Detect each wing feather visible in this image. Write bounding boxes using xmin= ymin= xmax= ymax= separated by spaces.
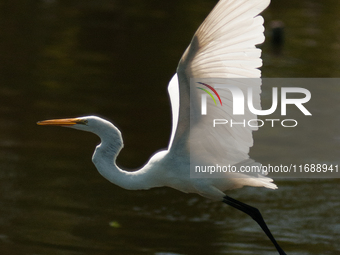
xmin=167 ymin=0 xmax=269 ymax=167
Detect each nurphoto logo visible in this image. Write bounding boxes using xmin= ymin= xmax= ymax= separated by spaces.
xmin=196 ymin=81 xmax=312 ymax=128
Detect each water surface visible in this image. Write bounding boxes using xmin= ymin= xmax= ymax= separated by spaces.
xmin=0 ymin=0 xmax=339 ymax=254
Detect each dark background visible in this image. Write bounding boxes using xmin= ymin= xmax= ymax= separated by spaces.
xmin=0 ymin=0 xmax=339 ymax=254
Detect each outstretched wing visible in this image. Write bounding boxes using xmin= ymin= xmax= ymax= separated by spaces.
xmin=168 ymin=0 xmax=270 ymax=166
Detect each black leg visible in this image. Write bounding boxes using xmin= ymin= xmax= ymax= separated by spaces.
xmin=223 ymin=196 xmax=286 ymax=255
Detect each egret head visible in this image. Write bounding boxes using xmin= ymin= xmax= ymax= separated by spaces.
xmin=37 ymin=116 xmax=121 ymax=137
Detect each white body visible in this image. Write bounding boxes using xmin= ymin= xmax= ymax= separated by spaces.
xmin=39 ymin=0 xmax=275 ymax=201
xmin=91 ymin=0 xmax=274 ymax=201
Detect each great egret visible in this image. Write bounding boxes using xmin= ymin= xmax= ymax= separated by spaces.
xmin=38 ymin=0 xmax=287 ymax=254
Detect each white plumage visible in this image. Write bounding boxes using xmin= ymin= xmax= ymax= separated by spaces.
xmin=38 ymin=1 xmax=287 ymax=254
xmin=38 ymin=0 xmax=273 ymax=202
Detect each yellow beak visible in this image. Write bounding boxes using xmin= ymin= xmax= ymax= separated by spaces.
xmin=37 ymin=118 xmax=82 ymax=126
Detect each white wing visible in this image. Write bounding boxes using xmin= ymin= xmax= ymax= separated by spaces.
xmin=167 ymin=73 xmax=180 ymax=150
xmin=168 ymin=0 xmax=270 ymax=167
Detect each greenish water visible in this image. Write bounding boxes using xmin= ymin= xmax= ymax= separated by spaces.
xmin=0 ymin=0 xmax=339 ymax=254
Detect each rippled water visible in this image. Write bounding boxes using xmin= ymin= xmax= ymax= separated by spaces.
xmin=0 ymin=0 xmax=340 ymax=254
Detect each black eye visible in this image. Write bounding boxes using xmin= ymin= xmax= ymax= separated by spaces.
xmin=77 ymin=119 xmax=88 ymax=125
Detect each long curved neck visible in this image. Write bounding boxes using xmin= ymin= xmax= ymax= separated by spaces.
xmin=91 ymin=123 xmax=161 ymax=190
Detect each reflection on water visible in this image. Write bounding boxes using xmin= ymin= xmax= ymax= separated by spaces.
xmin=0 ymin=0 xmax=339 ymax=254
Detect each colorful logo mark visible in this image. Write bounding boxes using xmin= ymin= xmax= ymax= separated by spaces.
xmin=196 ymin=82 xmax=222 ymax=106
